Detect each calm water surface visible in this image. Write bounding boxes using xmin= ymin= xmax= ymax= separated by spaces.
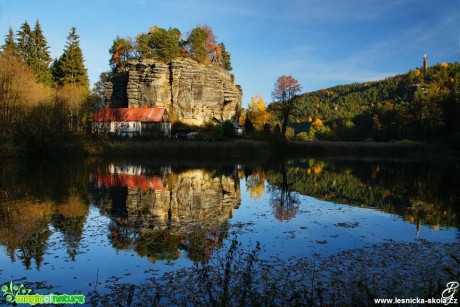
xmin=0 ymin=158 xmax=458 ymax=304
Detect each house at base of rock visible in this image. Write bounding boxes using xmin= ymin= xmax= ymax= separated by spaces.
xmin=90 ymin=107 xmax=171 ymax=137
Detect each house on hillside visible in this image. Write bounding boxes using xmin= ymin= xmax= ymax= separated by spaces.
xmin=90 ymin=107 xmax=171 ymax=137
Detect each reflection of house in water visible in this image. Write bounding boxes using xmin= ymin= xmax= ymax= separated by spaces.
xmin=94 ymin=164 xmax=170 ymax=191
xmin=91 ymin=165 xmax=241 ymax=262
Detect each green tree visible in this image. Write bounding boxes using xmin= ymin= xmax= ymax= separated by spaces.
xmin=149 ymin=26 xmax=181 ymax=62
xmin=219 ymin=42 xmax=232 ymax=71
xmin=187 ymin=27 xmax=208 ymax=63
xmin=50 ymin=57 xmax=63 ymax=84
xmin=16 ymin=21 xmax=34 ymax=65
xmin=135 ymin=32 xmax=153 ymax=59
xmin=55 ymin=27 xmax=89 ymax=88
xmin=14 ymin=20 xmax=52 ymax=85
xmin=31 ymin=20 xmax=52 ymax=85
xmin=271 ymin=75 xmax=302 ymax=138
xmin=1 ymin=27 xmax=16 ymax=56
xmin=109 ymin=36 xmax=135 ymax=69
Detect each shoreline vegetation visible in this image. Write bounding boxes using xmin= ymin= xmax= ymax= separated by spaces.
xmin=2 ymin=138 xmax=458 ymax=161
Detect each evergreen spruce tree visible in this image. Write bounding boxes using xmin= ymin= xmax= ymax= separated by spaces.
xmin=31 ymin=20 xmax=52 ymax=85
xmin=1 ymin=27 xmax=16 ymax=56
xmin=16 ymin=21 xmax=34 ymax=64
xmin=50 ymin=58 xmax=64 ymax=85
xmin=219 ymin=42 xmax=232 ymax=71
xmin=57 ymin=27 xmax=89 ymax=88
xmin=14 ymin=20 xmax=52 ymax=85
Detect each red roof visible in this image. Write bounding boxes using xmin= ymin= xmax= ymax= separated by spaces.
xmin=91 ymin=108 xmax=168 ymax=122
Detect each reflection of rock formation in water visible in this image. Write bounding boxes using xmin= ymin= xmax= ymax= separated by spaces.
xmin=124 ymin=169 xmax=240 ymax=233
xmin=93 ymin=165 xmax=241 ymax=262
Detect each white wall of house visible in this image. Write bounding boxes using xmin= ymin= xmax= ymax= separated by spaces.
xmin=92 ymin=120 xmax=172 ymax=137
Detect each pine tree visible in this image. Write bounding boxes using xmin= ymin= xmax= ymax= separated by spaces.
xmin=219 ymin=42 xmax=232 ymax=71
xmin=16 ymin=21 xmax=34 ymax=65
xmin=50 ymin=57 xmax=64 ymax=84
xmin=1 ymin=27 xmax=16 ymax=56
xmin=187 ymin=27 xmax=208 ymax=63
xmin=57 ymin=27 xmax=89 ymax=88
xmin=13 ymin=20 xmax=52 ymax=85
xmin=31 ymin=20 xmax=52 ymax=85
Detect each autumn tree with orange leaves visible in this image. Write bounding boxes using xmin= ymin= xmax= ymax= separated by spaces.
xmin=271 ymin=75 xmax=302 ymax=138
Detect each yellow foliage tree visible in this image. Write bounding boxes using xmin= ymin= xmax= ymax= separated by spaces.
xmin=246 ymin=167 xmax=266 ymax=201
xmin=311 ymin=118 xmax=323 ymax=129
xmin=0 ymin=54 xmax=52 ymax=138
xmin=56 ymin=84 xmax=89 ymax=131
xmin=247 ymin=95 xmax=271 ymax=131
xmin=238 ymin=108 xmax=247 ymax=126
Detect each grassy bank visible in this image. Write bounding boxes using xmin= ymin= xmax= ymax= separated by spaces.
xmin=88 ymin=139 xmax=272 ymax=159
xmin=279 ymin=140 xmax=460 ymax=160
xmin=2 ymin=137 xmax=458 ymax=160
xmin=85 ymin=139 xmax=459 ymax=161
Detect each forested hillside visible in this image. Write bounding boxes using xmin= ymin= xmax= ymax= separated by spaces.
xmin=271 ymin=62 xmax=460 ymax=145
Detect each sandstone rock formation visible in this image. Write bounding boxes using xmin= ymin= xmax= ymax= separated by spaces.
xmin=106 ymin=59 xmax=243 ymax=126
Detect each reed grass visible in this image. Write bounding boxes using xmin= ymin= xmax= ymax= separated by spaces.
xmin=86 ymin=139 xmax=458 ymax=160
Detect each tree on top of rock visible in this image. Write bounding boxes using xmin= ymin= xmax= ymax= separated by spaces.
xmin=200 ymin=24 xmax=220 ymax=63
xmin=109 ymin=36 xmax=135 ymax=69
xmin=219 ymin=42 xmax=232 ymax=71
xmin=149 ymin=26 xmax=182 ymax=63
xmin=185 ymin=25 xmax=232 ymax=69
xmin=186 ymin=26 xmax=208 ymax=64
xmin=110 ymin=24 xmax=232 ymax=70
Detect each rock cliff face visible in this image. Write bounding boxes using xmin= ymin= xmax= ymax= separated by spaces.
xmin=106 ymin=59 xmax=243 ymax=126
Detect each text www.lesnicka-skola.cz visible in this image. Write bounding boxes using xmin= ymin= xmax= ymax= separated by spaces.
xmin=374 ymin=297 xmax=458 ymax=304
xmin=374 ymin=281 xmax=458 ymax=305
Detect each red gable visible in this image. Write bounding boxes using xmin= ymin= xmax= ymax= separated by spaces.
xmin=91 ymin=108 xmax=168 ymax=122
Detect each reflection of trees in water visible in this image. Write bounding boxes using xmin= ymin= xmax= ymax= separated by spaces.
xmin=264 ymin=159 xmax=459 ymax=228
xmin=244 ymin=166 xmax=266 ymax=201
xmin=50 ymin=194 xmax=89 ymax=261
xmin=0 ymin=192 xmax=88 ymax=268
xmin=17 ymin=219 xmax=51 ymax=270
xmin=267 ymin=164 xmax=299 ymax=221
xmin=0 ymin=159 xmax=91 ymax=268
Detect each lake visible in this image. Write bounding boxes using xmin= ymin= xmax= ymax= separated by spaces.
xmin=0 ymin=158 xmax=459 ymax=305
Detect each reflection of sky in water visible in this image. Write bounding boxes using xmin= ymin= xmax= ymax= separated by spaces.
xmin=0 ymin=166 xmax=458 ymax=296
xmin=235 ymin=179 xmax=457 ymax=261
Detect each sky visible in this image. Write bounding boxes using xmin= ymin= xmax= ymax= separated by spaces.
xmin=1 ymin=0 xmax=459 ymax=107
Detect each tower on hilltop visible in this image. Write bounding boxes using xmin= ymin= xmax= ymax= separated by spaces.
xmin=423 ymin=54 xmax=428 ymax=73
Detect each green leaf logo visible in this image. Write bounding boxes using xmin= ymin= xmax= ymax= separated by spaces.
xmin=1 ymin=281 xmax=33 ymax=304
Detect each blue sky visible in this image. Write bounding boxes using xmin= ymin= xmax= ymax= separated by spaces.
xmin=1 ymin=0 xmax=459 ymax=107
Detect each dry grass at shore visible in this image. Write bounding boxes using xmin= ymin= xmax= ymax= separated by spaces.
xmin=86 ymin=139 xmax=458 ymax=161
